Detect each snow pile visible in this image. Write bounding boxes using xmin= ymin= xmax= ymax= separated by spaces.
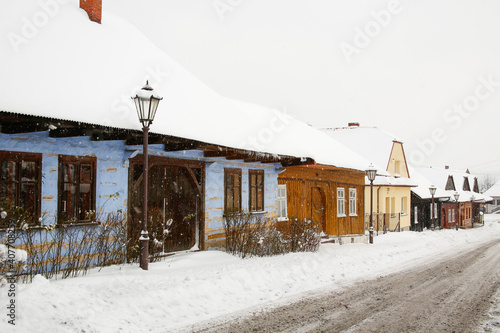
xmin=0 ymin=216 xmax=498 ymax=332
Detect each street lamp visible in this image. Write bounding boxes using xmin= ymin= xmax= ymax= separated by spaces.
xmin=454 ymin=192 xmax=459 ymax=231
xmin=132 ymin=80 xmax=162 ymax=270
xmin=471 ymin=195 xmax=475 ymax=226
xmin=429 ymin=185 xmax=436 ymax=230
xmin=366 ymin=163 xmax=377 ymax=244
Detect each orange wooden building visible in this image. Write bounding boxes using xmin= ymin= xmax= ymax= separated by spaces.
xmin=278 ymin=164 xmax=365 ymax=237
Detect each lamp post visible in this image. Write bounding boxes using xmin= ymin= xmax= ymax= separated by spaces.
xmin=366 ymin=164 xmax=377 ymax=244
xmin=132 ymin=80 xmax=162 ymax=270
xmin=454 ymin=192 xmax=459 ymax=231
xmin=429 ymin=185 xmax=436 ymax=230
xmin=471 ymin=195 xmax=475 ymax=227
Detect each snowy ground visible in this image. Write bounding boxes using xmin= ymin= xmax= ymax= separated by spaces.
xmin=1 ymin=215 xmax=500 ymax=332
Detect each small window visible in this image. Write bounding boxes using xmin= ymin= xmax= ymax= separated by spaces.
xmin=249 ymin=170 xmax=264 ymax=212
xmin=224 ymin=168 xmax=241 ymax=214
xmin=394 ymin=161 xmax=400 ymax=175
xmin=349 ymin=188 xmax=356 ymax=216
xmin=277 ymin=184 xmax=287 ymax=221
xmin=401 ymin=197 xmax=407 ymax=214
xmin=337 ymin=188 xmax=345 ymax=217
xmin=58 ymin=155 xmax=96 ymax=223
xmin=451 ymin=208 xmax=455 ymax=223
xmin=0 ymin=152 xmax=42 ymax=226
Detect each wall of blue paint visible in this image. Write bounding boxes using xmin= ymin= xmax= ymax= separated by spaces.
xmin=0 ymin=131 xmax=129 ymax=224
xmin=1 ymin=131 xmax=282 ymax=251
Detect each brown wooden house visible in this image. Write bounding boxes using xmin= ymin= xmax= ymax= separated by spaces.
xmin=278 ymin=164 xmax=365 ymax=240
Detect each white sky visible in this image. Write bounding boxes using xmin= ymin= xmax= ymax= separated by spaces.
xmin=105 ymin=0 xmax=500 ymax=179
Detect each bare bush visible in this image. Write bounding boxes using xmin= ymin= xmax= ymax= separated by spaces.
xmin=223 ymin=213 xmax=321 ymax=258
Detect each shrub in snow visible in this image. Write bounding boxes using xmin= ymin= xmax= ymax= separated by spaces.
xmin=223 ymin=212 xmax=321 ymax=258
xmin=0 ymin=208 xmax=130 ymax=283
xmin=0 ymin=209 xmax=28 ymax=287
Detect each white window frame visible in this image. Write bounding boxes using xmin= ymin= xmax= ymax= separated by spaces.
xmin=401 ymin=197 xmax=407 ymax=215
xmin=337 ymin=188 xmax=345 ymax=217
xmin=277 ymin=184 xmax=288 ymax=221
xmin=349 ymin=188 xmax=357 ymax=216
xmin=430 ymin=202 xmax=438 ymax=219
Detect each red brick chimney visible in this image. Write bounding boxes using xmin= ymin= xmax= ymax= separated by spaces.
xmin=80 ymin=0 xmax=101 ymax=24
xmin=348 ymin=122 xmax=360 ymax=127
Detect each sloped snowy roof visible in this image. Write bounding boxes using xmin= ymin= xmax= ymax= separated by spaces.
xmin=321 ymin=126 xmax=402 ymax=175
xmin=484 ymin=180 xmax=500 ymax=197
xmin=0 ymin=2 xmax=371 ymax=171
xmin=410 ymin=165 xmax=492 ymax=202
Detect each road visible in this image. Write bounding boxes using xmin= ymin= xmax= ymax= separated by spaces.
xmin=194 ymin=238 xmax=500 ymax=333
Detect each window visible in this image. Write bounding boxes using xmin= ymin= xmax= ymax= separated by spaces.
xmin=0 ymin=152 xmax=42 ymax=226
xmin=337 ymin=188 xmax=345 ymax=216
xmin=451 ymin=208 xmax=455 ymax=223
xmin=394 ymin=161 xmax=400 ymax=175
xmin=349 ymin=188 xmax=357 ymax=216
xmin=277 ymin=184 xmax=287 ymax=221
xmin=430 ymin=202 xmax=438 ymax=219
xmin=58 ymin=155 xmax=96 ymax=223
xmin=224 ymin=168 xmax=241 ymax=214
xmin=401 ymin=197 xmax=407 ymax=214
xmin=249 ymin=170 xmax=264 ymax=212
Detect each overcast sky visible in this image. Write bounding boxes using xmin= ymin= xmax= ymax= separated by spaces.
xmin=106 ymin=0 xmax=500 ymax=179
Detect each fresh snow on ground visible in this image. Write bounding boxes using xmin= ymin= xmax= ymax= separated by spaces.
xmin=1 ymin=215 xmax=500 ymax=332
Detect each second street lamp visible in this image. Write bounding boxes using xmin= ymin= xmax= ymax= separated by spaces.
xmin=454 ymin=191 xmax=459 ymax=231
xmin=429 ymin=185 xmax=436 ymax=230
xmin=132 ymin=80 xmax=163 ymax=271
xmin=366 ymin=163 xmax=377 ymax=244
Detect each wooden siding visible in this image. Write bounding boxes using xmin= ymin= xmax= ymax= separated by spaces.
xmin=278 ymin=165 xmax=365 ymax=236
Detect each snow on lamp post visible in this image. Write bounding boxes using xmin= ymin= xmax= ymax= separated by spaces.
xmin=454 ymin=192 xmax=459 ymax=231
xmin=366 ymin=164 xmax=377 ymax=244
xmin=132 ymin=80 xmax=162 ymax=270
xmin=429 ymin=185 xmax=436 ymax=230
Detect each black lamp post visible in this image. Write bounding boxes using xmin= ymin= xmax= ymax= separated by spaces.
xmin=132 ymin=80 xmax=162 ymax=270
xmin=366 ymin=164 xmax=377 ymax=244
xmin=471 ymin=195 xmax=475 ymax=226
xmin=454 ymin=191 xmax=459 ymax=231
xmin=429 ymin=185 xmax=436 ymax=230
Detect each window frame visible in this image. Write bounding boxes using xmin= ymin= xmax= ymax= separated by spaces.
xmin=0 ymin=151 xmax=42 ymax=226
xmin=337 ymin=187 xmax=345 ymax=217
xmin=224 ymin=168 xmax=242 ymax=214
xmin=248 ymin=169 xmax=264 ymax=213
xmin=401 ymin=196 xmax=407 ymax=215
xmin=277 ymin=184 xmax=288 ymax=221
xmin=348 ymin=188 xmax=357 ymax=216
xmin=58 ymin=155 xmax=97 ymax=224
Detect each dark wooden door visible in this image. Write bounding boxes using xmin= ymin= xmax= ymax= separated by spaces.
xmin=311 ymin=187 xmax=326 ymax=233
xmin=128 ymin=157 xmax=203 ymax=260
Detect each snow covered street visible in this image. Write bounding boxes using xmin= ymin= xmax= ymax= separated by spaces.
xmin=1 ymin=215 xmax=499 ymax=332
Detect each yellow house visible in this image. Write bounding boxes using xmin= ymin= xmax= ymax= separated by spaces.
xmin=321 ymin=123 xmax=416 ymax=231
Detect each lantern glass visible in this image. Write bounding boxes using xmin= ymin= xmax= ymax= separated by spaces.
xmin=132 ymin=81 xmax=162 ymax=128
xmin=429 ymin=185 xmax=437 ymax=196
xmin=365 ymin=163 xmax=377 ymax=182
xmin=453 ymin=191 xmax=459 ymax=201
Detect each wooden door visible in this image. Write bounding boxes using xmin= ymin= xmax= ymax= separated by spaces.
xmin=128 ymin=157 xmax=203 ymax=260
xmin=311 ymin=187 xmax=326 ymax=233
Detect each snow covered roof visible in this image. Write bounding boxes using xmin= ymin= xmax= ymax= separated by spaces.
xmin=320 ymin=126 xmax=402 ymax=176
xmin=484 ymin=180 xmax=500 ymax=197
xmin=0 ymin=2 xmax=370 ymax=171
xmin=410 ymin=165 xmax=492 ymax=202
